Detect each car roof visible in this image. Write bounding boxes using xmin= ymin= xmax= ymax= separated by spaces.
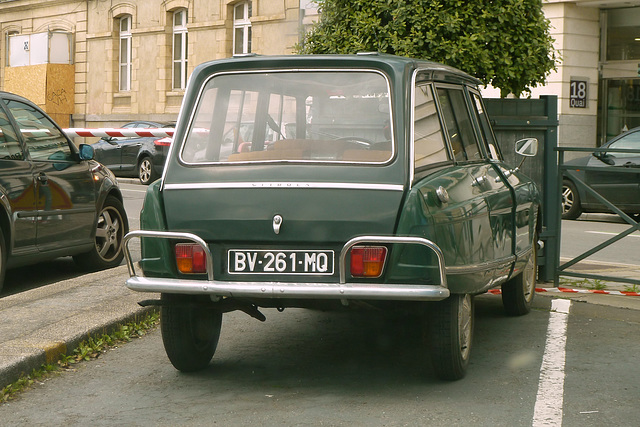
xmin=190 ymin=53 xmax=482 ymax=87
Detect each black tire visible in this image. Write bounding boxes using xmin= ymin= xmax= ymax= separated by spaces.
xmin=0 ymin=227 xmax=6 ymax=294
xmin=428 ymin=294 xmax=474 ymax=381
xmin=161 ymin=293 xmax=222 ymax=372
xmin=74 ymin=195 xmax=129 ymax=271
xmin=138 ymin=156 xmax=157 ymax=185
xmin=561 ymin=179 xmax=582 ymax=220
xmin=502 ymin=235 xmax=537 ymax=316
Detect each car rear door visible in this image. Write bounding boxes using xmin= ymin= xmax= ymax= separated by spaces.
xmin=434 ymin=85 xmax=515 ymax=271
xmin=117 ymin=122 xmax=146 ymax=173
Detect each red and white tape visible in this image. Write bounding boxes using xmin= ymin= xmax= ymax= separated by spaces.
xmin=63 ymin=128 xmax=175 ymax=138
xmin=487 ymin=287 xmax=640 ymax=297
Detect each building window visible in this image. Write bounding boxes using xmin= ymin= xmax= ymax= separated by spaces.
xmin=173 ymin=9 xmax=188 ymax=90
xmin=233 ymin=2 xmax=252 ymax=55
xmin=119 ymin=15 xmax=132 ymax=92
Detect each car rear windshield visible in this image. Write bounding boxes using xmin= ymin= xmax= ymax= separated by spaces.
xmin=180 ymin=70 xmax=393 ymax=164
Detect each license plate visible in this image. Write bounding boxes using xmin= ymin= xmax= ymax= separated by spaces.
xmin=228 ymin=249 xmax=334 ymax=275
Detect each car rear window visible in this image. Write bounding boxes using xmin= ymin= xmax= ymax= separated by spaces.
xmin=180 ymin=70 xmax=393 ymax=164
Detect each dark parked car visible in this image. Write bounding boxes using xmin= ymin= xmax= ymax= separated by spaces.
xmin=123 ymin=54 xmax=541 ymax=380
xmin=562 ymin=126 xmax=640 ymax=220
xmin=92 ymin=121 xmax=174 ymax=185
xmin=0 ymin=91 xmax=128 ymax=292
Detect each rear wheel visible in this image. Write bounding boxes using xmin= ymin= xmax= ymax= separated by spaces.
xmin=161 ymin=294 xmax=222 ymax=372
xmin=74 ymin=195 xmax=128 ymax=271
xmin=428 ymin=294 xmax=474 ymax=381
xmin=138 ymin=156 xmax=157 ymax=185
xmin=502 ymin=235 xmax=537 ymax=316
xmin=561 ymin=179 xmax=582 ymax=220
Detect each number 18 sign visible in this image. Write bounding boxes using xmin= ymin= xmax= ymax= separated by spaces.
xmin=570 ymin=79 xmax=587 ymax=108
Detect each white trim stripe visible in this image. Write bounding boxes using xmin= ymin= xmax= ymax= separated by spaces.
xmin=163 ymin=182 xmax=405 ymax=191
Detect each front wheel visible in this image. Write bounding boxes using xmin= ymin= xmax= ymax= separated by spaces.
xmin=502 ymin=236 xmax=537 ymax=316
xmin=561 ymin=179 xmax=582 ymax=220
xmin=74 ymin=195 xmax=128 ymax=271
xmin=161 ymin=294 xmax=223 ymax=372
xmin=428 ymin=294 xmax=474 ymax=381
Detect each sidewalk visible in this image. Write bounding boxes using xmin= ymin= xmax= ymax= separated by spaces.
xmin=0 ymin=261 xmax=639 ymax=390
xmin=0 ymin=265 xmax=155 ymax=389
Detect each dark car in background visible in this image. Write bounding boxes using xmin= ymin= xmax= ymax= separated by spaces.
xmin=92 ymin=121 xmax=174 ymax=185
xmin=562 ymin=126 xmax=640 ymax=220
xmin=0 ymin=91 xmax=128 ymax=292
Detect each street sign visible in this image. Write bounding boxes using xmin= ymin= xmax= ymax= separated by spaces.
xmin=570 ymin=79 xmax=587 ymax=108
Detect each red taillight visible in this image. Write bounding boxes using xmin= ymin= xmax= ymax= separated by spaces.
xmin=350 ymin=246 xmax=387 ymax=278
xmin=154 ymin=137 xmax=172 ymax=147
xmin=175 ymin=243 xmax=207 ymax=274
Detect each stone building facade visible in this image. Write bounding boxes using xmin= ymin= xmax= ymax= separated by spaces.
xmin=2 ymin=0 xmax=640 ymax=148
xmin=0 ymin=0 xmax=313 ymax=130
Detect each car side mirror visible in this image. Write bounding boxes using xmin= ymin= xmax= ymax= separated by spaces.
xmin=515 ymin=138 xmax=538 ymax=157
xmin=79 ymin=143 xmax=94 ymax=161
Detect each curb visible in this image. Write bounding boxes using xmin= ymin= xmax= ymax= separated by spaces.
xmin=487 ymin=287 xmax=640 ymax=297
xmin=0 ymin=307 xmax=154 ymax=391
xmin=0 ymin=266 xmax=157 ymax=390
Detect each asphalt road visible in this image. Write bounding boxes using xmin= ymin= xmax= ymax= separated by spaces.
xmin=560 ymin=213 xmax=640 ymax=266
xmin=0 ymin=293 xmax=638 ymax=426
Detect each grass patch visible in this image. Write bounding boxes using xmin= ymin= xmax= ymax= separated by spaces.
xmin=559 ymin=277 xmax=607 ymax=290
xmin=1 ymin=311 xmax=159 ymax=403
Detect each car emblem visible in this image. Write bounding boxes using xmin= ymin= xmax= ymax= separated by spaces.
xmin=272 ymin=214 xmax=283 ymax=235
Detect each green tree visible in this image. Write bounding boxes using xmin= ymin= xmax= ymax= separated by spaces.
xmin=297 ymin=0 xmax=559 ymax=97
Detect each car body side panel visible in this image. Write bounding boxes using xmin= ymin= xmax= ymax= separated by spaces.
xmin=139 ymin=180 xmax=174 ymax=277
xmin=397 ymin=164 xmax=514 ymax=294
xmin=32 ymin=160 xmax=97 ymax=251
xmin=0 ymin=159 xmax=37 ymax=254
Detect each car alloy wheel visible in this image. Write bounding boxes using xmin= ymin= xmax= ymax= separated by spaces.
xmin=139 ymin=157 xmax=153 ymax=184
xmin=95 ymin=202 xmax=125 ymax=263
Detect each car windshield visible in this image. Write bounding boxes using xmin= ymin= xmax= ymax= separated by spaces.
xmin=608 ymin=130 xmax=640 ymax=158
xmin=180 ymin=70 xmax=393 ymax=164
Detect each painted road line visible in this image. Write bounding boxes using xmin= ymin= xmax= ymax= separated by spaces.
xmin=586 ymin=231 xmax=640 ymax=238
xmin=532 ymin=298 xmax=572 ymax=427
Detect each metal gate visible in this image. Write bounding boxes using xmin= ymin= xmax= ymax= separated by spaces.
xmin=485 ymin=95 xmax=559 ymax=282
xmin=487 ymin=95 xmax=640 ymax=287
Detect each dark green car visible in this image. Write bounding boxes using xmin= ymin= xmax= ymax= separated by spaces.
xmin=124 ymin=54 xmax=540 ymax=380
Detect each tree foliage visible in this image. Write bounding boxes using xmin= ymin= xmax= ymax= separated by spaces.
xmin=297 ymin=0 xmax=559 ymax=97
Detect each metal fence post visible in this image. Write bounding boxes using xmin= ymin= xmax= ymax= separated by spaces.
xmin=538 ymin=95 xmax=559 ymax=282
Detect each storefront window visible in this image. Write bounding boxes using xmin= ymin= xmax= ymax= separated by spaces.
xmin=606 ymin=8 xmax=640 ymax=61
xmin=602 ymin=79 xmax=640 ymax=141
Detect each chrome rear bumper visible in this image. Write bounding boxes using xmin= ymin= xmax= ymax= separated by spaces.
xmin=123 ymin=231 xmax=449 ymax=302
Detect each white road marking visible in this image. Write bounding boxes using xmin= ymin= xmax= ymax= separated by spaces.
xmin=532 ymin=298 xmax=572 ymax=427
xmin=586 ymin=231 xmax=640 ymax=238
xmin=121 ymin=188 xmax=147 ymax=193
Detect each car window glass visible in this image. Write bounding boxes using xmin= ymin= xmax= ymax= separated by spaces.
xmin=181 ymin=71 xmax=393 ymax=164
xmin=436 ymin=87 xmax=481 ymax=162
xmin=0 ymin=108 xmax=24 ymax=160
xmin=413 ymin=84 xmax=448 ymax=168
xmin=608 ymin=131 xmax=640 ymax=158
xmin=471 ymin=93 xmax=501 ymax=160
xmin=2 ymin=99 xmax=72 ymax=162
